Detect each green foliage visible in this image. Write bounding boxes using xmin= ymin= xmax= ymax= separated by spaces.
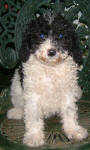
xmin=0 ymin=0 xmax=25 ymax=68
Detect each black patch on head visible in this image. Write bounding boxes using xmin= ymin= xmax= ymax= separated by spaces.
xmin=51 ymin=14 xmax=82 ymax=65
xmin=19 ymin=13 xmax=82 ymax=66
xmin=19 ymin=16 xmax=50 ymax=62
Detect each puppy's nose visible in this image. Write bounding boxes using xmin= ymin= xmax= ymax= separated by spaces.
xmin=48 ymin=49 xmax=56 ymax=57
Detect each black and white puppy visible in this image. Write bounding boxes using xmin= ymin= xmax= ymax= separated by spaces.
xmin=7 ymin=12 xmax=88 ymax=147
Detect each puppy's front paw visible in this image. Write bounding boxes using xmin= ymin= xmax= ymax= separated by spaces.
xmin=7 ymin=108 xmax=23 ymax=119
xmin=64 ymin=126 xmax=88 ymax=141
xmin=23 ymin=132 xmax=45 ymax=147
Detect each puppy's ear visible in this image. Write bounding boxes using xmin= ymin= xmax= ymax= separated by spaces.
xmin=43 ymin=10 xmax=56 ymax=24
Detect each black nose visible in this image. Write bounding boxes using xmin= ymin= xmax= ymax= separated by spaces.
xmin=48 ymin=49 xmax=56 ymax=57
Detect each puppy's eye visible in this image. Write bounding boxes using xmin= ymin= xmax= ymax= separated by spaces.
xmin=40 ymin=34 xmax=45 ymax=39
xmin=59 ymin=34 xmax=63 ymax=39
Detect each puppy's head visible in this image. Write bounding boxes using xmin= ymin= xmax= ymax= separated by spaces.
xmin=20 ymin=12 xmax=82 ymax=66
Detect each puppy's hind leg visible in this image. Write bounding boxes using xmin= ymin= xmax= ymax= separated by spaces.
xmin=7 ymin=69 xmax=24 ymax=120
xmin=59 ymin=94 xmax=88 ymax=141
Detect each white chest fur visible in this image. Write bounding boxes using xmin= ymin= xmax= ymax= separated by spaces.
xmin=23 ymin=55 xmax=79 ymax=115
xmin=23 ymin=55 xmax=77 ymax=91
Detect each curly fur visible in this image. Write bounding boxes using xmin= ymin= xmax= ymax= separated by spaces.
xmin=7 ymin=12 xmax=88 ymax=147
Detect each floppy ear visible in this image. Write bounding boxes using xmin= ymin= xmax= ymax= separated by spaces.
xmin=71 ymin=35 xmax=83 ymax=66
xmin=19 ymin=36 xmax=31 ymax=63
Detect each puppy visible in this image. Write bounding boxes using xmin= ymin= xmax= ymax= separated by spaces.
xmin=7 ymin=12 xmax=88 ymax=147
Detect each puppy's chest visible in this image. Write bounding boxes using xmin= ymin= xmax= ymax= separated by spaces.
xmin=36 ymin=71 xmax=60 ymax=88
xmin=29 ymin=65 xmax=64 ymax=92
